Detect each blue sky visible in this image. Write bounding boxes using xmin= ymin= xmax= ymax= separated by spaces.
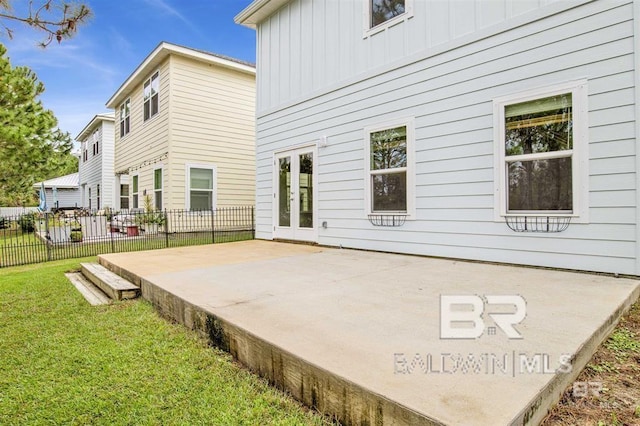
xmin=2 ymin=0 xmax=255 ymax=144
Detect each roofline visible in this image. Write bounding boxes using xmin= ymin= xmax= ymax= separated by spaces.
xmin=106 ymin=41 xmax=256 ymax=108
xmin=32 ymin=173 xmax=79 ymax=189
xmin=75 ymin=113 xmax=115 ymax=141
xmin=235 ymin=0 xmax=290 ymax=28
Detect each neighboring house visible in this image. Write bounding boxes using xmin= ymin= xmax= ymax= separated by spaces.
xmin=76 ymin=113 xmax=125 ymax=210
xmin=236 ymin=0 xmax=640 ymax=276
xmin=105 ymin=42 xmax=256 ymax=213
xmin=33 ymin=173 xmax=80 ymax=210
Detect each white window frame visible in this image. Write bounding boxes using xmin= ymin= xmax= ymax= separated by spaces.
xmin=185 ymin=164 xmax=217 ymax=211
xmin=363 ymin=0 xmax=414 ymax=38
xmin=131 ymin=174 xmax=139 ymax=210
xmin=119 ymin=183 xmax=129 ymax=210
xmin=364 ymin=117 xmax=416 ymax=218
xmin=119 ymin=98 xmax=130 ymax=138
xmin=94 ymin=129 xmax=100 ymax=156
xmin=143 ymin=71 xmax=160 ymax=122
xmin=153 ymin=166 xmax=163 ymax=211
xmin=493 ymin=80 xmax=589 ymax=223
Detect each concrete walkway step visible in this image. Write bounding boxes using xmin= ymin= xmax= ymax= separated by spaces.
xmin=65 ymin=272 xmax=111 ymax=306
xmin=80 ymin=263 xmax=140 ymax=301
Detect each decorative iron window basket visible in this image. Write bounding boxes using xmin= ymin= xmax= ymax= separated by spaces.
xmin=368 ymin=214 xmax=406 ymax=227
xmin=505 ymin=216 xmax=571 ymax=233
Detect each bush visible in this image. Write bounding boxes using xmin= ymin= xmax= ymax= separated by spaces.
xmin=18 ymin=212 xmax=37 ymax=233
xmin=0 ymin=217 xmax=7 ymax=230
xmin=70 ymin=230 xmax=83 ymax=242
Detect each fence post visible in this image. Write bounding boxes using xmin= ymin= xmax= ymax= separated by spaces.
xmin=251 ymin=206 xmax=255 ymax=239
xmin=109 ymin=213 xmax=115 ymax=253
xmin=164 ymin=209 xmax=169 ymax=248
xmin=211 ymin=208 xmax=216 ymax=244
xmin=45 ymin=212 xmax=52 ymax=261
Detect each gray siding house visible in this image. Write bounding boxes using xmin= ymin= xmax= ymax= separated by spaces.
xmin=76 ymin=113 xmax=126 ymax=210
xmin=33 ymin=173 xmax=80 ymax=210
xmin=237 ymin=0 xmax=640 ymax=275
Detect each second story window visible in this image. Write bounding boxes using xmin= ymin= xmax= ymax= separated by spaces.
xmin=143 ymin=71 xmax=159 ymax=121
xmin=371 ymin=0 xmax=406 ymax=28
xmin=120 ymin=99 xmax=130 ymax=137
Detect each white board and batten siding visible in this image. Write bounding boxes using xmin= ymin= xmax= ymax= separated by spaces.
xmin=169 ymin=54 xmax=256 ymax=209
xmin=78 ymin=116 xmax=116 ymax=209
xmin=252 ymin=0 xmax=640 ymax=275
xmin=101 ymin=121 xmax=116 ymax=207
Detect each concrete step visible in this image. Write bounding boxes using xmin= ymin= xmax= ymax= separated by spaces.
xmin=65 ymin=272 xmax=111 ymax=306
xmin=80 ymin=263 xmax=140 ymax=301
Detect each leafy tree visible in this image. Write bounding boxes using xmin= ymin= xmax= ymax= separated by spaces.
xmin=0 ymin=0 xmax=91 ymax=47
xmin=0 ymin=43 xmax=76 ymax=206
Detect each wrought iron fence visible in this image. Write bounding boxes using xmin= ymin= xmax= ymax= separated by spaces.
xmin=0 ymin=206 xmax=255 ymax=268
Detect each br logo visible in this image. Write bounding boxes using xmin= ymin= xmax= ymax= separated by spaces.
xmin=440 ymin=295 xmax=526 ymax=339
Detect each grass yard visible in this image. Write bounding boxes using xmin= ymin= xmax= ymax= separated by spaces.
xmin=543 ymin=300 xmax=640 ymax=426
xmin=0 ymin=229 xmax=254 ymax=268
xmin=0 ymin=258 xmax=332 ymax=425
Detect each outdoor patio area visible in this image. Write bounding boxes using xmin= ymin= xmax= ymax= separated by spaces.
xmin=99 ymin=240 xmax=640 ymax=425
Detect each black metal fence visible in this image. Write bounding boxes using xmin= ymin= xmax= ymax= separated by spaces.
xmin=0 ymin=206 xmax=255 ymax=268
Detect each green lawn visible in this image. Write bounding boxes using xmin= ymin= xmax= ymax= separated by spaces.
xmin=0 ymin=258 xmax=332 ymax=425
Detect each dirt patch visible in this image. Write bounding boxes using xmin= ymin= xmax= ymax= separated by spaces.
xmin=542 ymin=302 xmax=640 ymax=426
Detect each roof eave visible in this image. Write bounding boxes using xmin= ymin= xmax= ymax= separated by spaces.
xmin=75 ymin=113 xmax=115 ymax=141
xmin=235 ymin=0 xmax=290 ymax=28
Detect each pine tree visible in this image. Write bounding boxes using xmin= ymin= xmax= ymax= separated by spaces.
xmin=0 ymin=43 xmax=75 ymax=206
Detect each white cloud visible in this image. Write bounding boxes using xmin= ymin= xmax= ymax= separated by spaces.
xmin=139 ymin=0 xmax=205 ymax=37
xmin=4 ymin=31 xmax=120 ymax=86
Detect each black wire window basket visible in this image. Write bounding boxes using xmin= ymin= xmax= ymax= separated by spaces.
xmin=368 ymin=214 xmax=407 ymax=227
xmin=505 ymin=216 xmax=571 ymax=233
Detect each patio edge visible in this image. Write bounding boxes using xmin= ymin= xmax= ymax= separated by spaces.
xmin=514 ymin=282 xmax=640 ymax=425
xmin=98 ymin=255 xmax=445 ymax=426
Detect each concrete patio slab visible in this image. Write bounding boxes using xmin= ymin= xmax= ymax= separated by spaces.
xmin=99 ymin=240 xmax=640 ymax=425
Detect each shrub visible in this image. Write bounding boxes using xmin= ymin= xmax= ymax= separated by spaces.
xmin=70 ymin=230 xmax=83 ymax=242
xmin=18 ymin=212 xmax=37 ymax=233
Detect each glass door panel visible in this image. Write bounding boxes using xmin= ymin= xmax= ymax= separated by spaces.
xmin=278 ymin=157 xmax=291 ymax=227
xmin=274 ymin=147 xmax=316 ymax=242
xmin=299 ymin=153 xmax=313 ymax=228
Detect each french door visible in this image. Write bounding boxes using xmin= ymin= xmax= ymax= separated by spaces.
xmin=274 ymin=146 xmax=317 ymax=242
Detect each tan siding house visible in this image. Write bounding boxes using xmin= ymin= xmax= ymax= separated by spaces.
xmin=106 ymin=42 xmax=256 ymax=212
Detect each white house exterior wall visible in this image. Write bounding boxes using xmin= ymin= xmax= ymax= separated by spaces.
xmin=101 ymin=121 xmax=116 ymax=207
xmin=45 ymin=188 xmax=80 ymax=209
xmin=255 ymin=0 xmax=575 ymax=113
xmin=78 ymin=118 xmax=116 ymax=210
xmin=253 ymin=0 xmax=639 ymax=275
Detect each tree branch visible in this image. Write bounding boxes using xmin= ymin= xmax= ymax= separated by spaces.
xmin=0 ymin=1 xmax=91 ymax=47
